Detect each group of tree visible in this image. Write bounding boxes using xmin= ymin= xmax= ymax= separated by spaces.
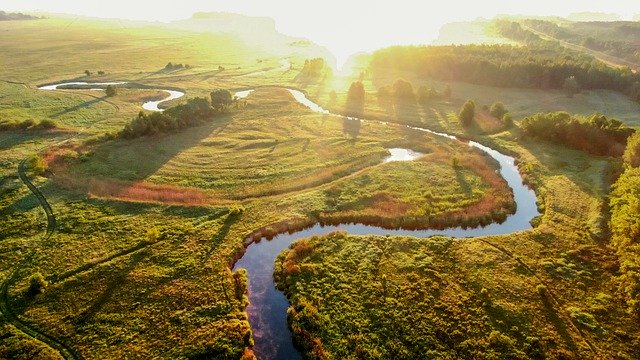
xmin=0 ymin=118 xmax=57 ymax=131
xmin=609 ymin=130 xmax=640 ymax=316
xmin=0 ymin=11 xmax=40 ymax=21
xmin=417 ymin=84 xmax=451 ymax=103
xmin=164 ymin=62 xmax=190 ymax=71
xmin=520 ymin=112 xmax=634 ymax=157
xmin=296 ymin=58 xmax=331 ymax=83
xmin=489 ymin=101 xmax=513 ymax=128
xmin=501 ymin=19 xmax=640 ymax=66
xmin=368 ymin=43 xmax=640 ymax=103
xmin=83 ymin=70 xmax=106 ymax=77
xmin=119 ymin=89 xmax=237 ymax=139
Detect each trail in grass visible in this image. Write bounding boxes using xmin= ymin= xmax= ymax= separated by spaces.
xmin=233 ymin=88 xmax=542 ymax=360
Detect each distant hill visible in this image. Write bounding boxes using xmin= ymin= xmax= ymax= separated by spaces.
xmin=568 ymin=12 xmax=621 ymax=22
xmin=171 ymin=12 xmax=336 ymax=67
xmin=0 ymin=10 xmax=40 ymax=21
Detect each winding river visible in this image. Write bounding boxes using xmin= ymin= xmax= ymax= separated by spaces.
xmin=38 ymin=82 xmax=538 ymax=359
xmin=38 ymin=81 xmax=185 ymax=112
xmin=233 ymin=89 xmax=539 ymax=360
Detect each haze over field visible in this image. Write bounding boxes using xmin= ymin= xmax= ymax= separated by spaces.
xmin=4 ymin=0 xmax=640 ymax=66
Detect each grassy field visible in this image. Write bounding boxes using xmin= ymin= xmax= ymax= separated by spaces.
xmin=275 ymin=133 xmax=639 ymax=359
xmin=0 ymin=25 xmax=509 ymax=357
xmin=2 ymin=13 xmax=639 ymax=360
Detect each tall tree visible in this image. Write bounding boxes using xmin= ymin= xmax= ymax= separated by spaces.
xmin=345 ymin=81 xmax=365 ymax=118
xmin=459 ymin=100 xmax=476 ymax=127
xmin=210 ymin=89 xmax=233 ymax=112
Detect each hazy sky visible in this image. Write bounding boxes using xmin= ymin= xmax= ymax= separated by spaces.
xmin=4 ymin=1 xmax=640 ymax=65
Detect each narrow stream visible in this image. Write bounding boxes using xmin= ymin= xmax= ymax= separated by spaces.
xmin=233 ymin=89 xmax=539 ymax=360
xmin=38 ymin=81 xmax=185 ymax=112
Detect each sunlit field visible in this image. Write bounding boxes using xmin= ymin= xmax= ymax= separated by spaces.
xmin=1 ymin=7 xmax=640 ymax=360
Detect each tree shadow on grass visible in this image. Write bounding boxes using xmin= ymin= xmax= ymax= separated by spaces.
xmin=49 ymin=94 xmax=115 ymax=118
xmin=455 ymin=168 xmax=473 ymax=196
xmin=63 ymin=115 xmax=235 ymax=198
xmin=541 ymin=295 xmax=579 ymax=354
xmin=74 ymin=250 xmax=147 ymax=325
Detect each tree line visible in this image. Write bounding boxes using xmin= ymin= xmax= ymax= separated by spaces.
xmin=610 ymin=130 xmax=640 ymax=317
xmin=369 ymin=43 xmax=640 ymax=102
xmin=119 ymin=89 xmax=238 ymax=139
xmin=520 ymin=112 xmax=633 ymax=157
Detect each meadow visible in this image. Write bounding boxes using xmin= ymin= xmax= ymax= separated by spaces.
xmin=1 ymin=13 xmax=639 ymax=360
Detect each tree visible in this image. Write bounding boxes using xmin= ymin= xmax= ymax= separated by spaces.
xmin=563 ymin=76 xmax=580 ymax=98
xmin=393 ymin=79 xmax=415 ymax=105
xmin=624 ymin=131 xmax=640 ymax=168
xmin=458 ymin=100 xmax=476 ymax=126
xmin=98 ymin=70 xmax=105 ymax=76
xmin=443 ymin=84 xmax=452 ymax=100
xmin=210 ymin=89 xmax=234 ymax=112
xmin=105 ymin=85 xmax=117 ymax=97
xmin=345 ymin=81 xmax=365 ymax=118
xmin=489 ymin=101 xmax=508 ymax=119
xmin=502 ymin=113 xmax=514 ymax=128
xmin=417 ymin=86 xmax=439 ymax=104
xmin=84 ymin=70 xmax=91 ymax=77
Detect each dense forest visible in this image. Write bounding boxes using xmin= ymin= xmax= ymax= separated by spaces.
xmin=516 ymin=19 xmax=640 ymax=65
xmin=369 ymin=44 xmax=640 ymax=102
xmin=520 ymin=112 xmax=634 ymax=157
xmin=610 ymin=131 xmax=640 ymax=317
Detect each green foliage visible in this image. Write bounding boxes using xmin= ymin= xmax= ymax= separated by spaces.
xmin=369 ymin=43 xmax=640 ymax=97
xmin=210 ymin=89 xmax=233 ymax=112
xmin=458 ymin=100 xmax=475 ymax=126
xmin=520 ymin=112 xmax=633 ymax=156
xmin=27 ymin=154 xmax=47 ymax=176
xmin=27 ymin=272 xmax=48 ymax=295
xmin=275 ymin=234 xmax=545 ymax=359
xmin=623 ymin=130 xmax=640 ymax=168
xmin=345 ymin=81 xmax=365 ymax=118
xmin=417 ymin=85 xmax=441 ymax=103
xmin=489 ymin=102 xmax=508 ymax=119
xmin=120 ymin=96 xmax=229 ymax=139
xmin=563 ymin=76 xmax=580 ymax=98
xmin=105 ymin=84 xmax=117 ymax=97
xmin=392 ymin=79 xmax=415 ymax=104
xmin=610 ymin=166 xmax=640 ymax=315
xmin=502 ymin=113 xmax=514 ymax=128
xmin=300 ymin=58 xmax=327 ymax=78
xmin=0 ymin=118 xmax=57 ymax=131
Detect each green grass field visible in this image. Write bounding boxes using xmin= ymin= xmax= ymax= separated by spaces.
xmin=1 ymin=13 xmax=639 ymax=360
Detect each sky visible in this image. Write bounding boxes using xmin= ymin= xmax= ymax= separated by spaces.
xmin=4 ymin=1 xmax=640 ymax=66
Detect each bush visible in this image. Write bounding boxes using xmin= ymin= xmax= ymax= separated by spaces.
xmin=27 ymin=272 xmax=48 ymax=295
xmin=458 ymin=100 xmax=475 ymax=126
xmin=27 ymin=154 xmax=47 ymax=176
xmin=105 ymin=85 xmax=117 ymax=97
xmin=36 ymin=119 xmax=57 ymax=129
xmin=489 ymin=101 xmax=508 ymax=119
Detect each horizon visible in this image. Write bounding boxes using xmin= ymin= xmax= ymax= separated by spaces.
xmin=3 ymin=1 xmax=640 ymax=67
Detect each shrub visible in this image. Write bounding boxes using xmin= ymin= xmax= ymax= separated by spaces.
xmin=27 ymin=272 xmax=48 ymax=295
xmin=105 ymin=84 xmax=117 ymax=97
xmin=27 ymin=154 xmax=47 ymax=176
xmin=489 ymin=101 xmax=508 ymax=119
xmin=458 ymin=100 xmax=475 ymax=126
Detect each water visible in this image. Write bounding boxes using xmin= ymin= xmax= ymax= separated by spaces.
xmin=384 ymin=148 xmax=424 ymax=162
xmin=233 ymin=89 xmax=539 ymax=359
xmin=38 ymin=82 xmax=185 ymax=112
